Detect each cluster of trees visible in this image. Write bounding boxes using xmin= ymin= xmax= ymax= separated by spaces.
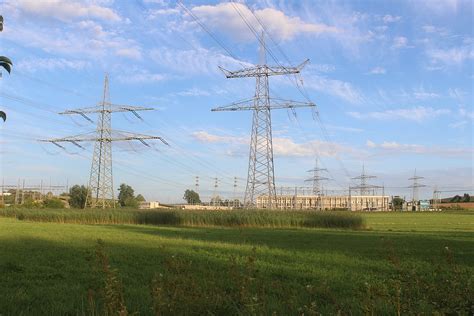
xmin=182 ymin=190 xmax=241 ymax=207
xmin=449 ymin=194 xmax=471 ymax=203
xmin=67 ymin=183 xmax=145 ymax=209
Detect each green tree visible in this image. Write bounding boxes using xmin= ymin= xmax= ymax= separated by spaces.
xmin=392 ymin=197 xmax=404 ymax=211
xmin=0 ymin=16 xmax=12 ymax=123
xmin=69 ymin=185 xmax=88 ymax=209
xmin=183 ymin=189 xmax=201 ymax=204
xmin=136 ymin=194 xmax=146 ymax=202
xmin=118 ymin=183 xmax=138 ymax=207
xmin=462 ymin=193 xmax=470 ymax=202
xmin=450 ymin=195 xmax=462 ymax=203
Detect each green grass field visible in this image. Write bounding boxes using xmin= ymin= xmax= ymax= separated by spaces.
xmin=0 ymin=210 xmax=473 ymax=315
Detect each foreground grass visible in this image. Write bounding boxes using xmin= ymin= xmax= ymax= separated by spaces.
xmin=0 ymin=208 xmax=365 ymax=229
xmin=0 ymin=212 xmax=473 ymax=315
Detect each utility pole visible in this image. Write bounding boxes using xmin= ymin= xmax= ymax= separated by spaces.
xmin=212 ymin=33 xmax=315 ymax=209
xmin=40 ymin=75 xmax=168 ymax=208
xmin=305 ymin=158 xmax=329 ymax=210
xmin=408 ymin=169 xmax=426 ymax=211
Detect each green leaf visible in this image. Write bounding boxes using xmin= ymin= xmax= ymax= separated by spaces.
xmin=0 ymin=56 xmax=12 ymax=65
xmin=0 ymin=61 xmax=11 ymax=74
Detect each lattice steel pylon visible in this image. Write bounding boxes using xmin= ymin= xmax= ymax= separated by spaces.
xmin=408 ymin=169 xmax=426 ymax=203
xmin=212 ymin=34 xmax=315 ymax=208
xmin=351 ymin=164 xmax=377 ymax=195
xmin=40 ymin=75 xmax=168 ymax=208
xmin=305 ymin=158 xmax=329 ymax=196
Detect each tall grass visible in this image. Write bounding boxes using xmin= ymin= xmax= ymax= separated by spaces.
xmin=0 ymin=208 xmax=365 ymax=229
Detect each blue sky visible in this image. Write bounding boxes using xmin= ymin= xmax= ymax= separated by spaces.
xmin=0 ymin=0 xmax=472 ymax=203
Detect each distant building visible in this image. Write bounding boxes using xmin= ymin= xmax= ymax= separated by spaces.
xmin=256 ymin=195 xmax=390 ymax=211
xmin=139 ymin=201 xmax=160 ymax=209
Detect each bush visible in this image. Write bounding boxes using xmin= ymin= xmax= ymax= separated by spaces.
xmin=43 ymin=198 xmax=65 ymax=209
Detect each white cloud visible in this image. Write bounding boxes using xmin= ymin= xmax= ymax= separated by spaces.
xmin=191 ymin=131 xmax=246 ymax=144
xmin=369 ymin=67 xmax=386 ymax=75
xmin=427 ymin=46 xmax=474 ymax=67
xmin=115 ymin=47 xmax=142 ymax=60
xmin=448 ymin=120 xmax=469 ymax=129
xmin=190 ymin=2 xmax=340 ymax=42
xmin=304 ymin=75 xmax=363 ymax=104
xmin=392 ymin=36 xmax=409 ymax=48
xmin=117 ymin=70 xmax=166 ymax=84
xmin=382 ymin=15 xmax=401 ymax=23
xmin=191 ymin=130 xmax=361 ymax=158
xmin=366 ymin=140 xmax=473 ymax=157
xmin=4 ymin=18 xmax=142 ymax=61
xmin=12 ymin=0 xmax=121 ymax=22
xmin=176 ymin=88 xmax=211 ymax=97
xmin=413 ymin=87 xmax=440 ymax=100
xmin=366 ymin=140 xmax=376 ymax=148
xmin=148 ymin=8 xmax=180 ymax=18
xmin=348 ymin=106 xmax=450 ymax=122
xmin=16 ymin=57 xmax=89 ymax=72
xmin=149 ymin=46 xmax=252 ymax=75
xmin=325 ymin=124 xmax=364 ymax=133
xmin=412 ymin=0 xmax=462 ymax=14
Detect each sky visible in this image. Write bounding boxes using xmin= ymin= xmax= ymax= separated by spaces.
xmin=0 ymin=0 xmax=473 ymax=203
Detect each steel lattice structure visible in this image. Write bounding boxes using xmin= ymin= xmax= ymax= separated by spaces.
xmin=305 ymin=158 xmax=329 ymax=195
xmin=408 ymin=169 xmax=426 ymax=202
xmin=212 ymin=36 xmax=315 ymax=208
xmin=41 ymin=75 xmax=167 ymax=208
xmin=351 ymin=164 xmax=379 ymax=195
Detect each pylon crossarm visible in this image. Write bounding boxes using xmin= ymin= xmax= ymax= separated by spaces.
xmin=305 ymin=176 xmax=330 ymax=182
xmin=219 ymin=59 xmax=310 ymax=78
xmin=307 ymin=168 xmax=328 ymax=172
xmin=269 ymin=98 xmax=315 ymax=109
xmin=212 ymin=98 xmax=315 ymax=112
xmin=211 ymin=98 xmax=256 ymax=111
xmin=61 ymin=105 xmax=154 ymax=115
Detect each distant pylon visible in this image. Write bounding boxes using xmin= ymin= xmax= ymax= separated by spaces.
xmin=195 ymin=176 xmax=199 ymax=193
xmin=40 ymin=74 xmax=168 ymax=209
xmin=352 ymin=164 xmax=377 ymax=195
xmin=212 ymin=33 xmax=315 ymax=208
xmin=213 ymin=177 xmax=219 ymax=207
xmin=305 ymin=158 xmax=329 ymax=195
xmin=408 ymin=169 xmax=426 ymax=203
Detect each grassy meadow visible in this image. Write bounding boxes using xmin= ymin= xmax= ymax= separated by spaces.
xmin=0 ymin=209 xmax=472 ymax=315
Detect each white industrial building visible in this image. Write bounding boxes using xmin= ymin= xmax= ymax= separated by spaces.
xmin=256 ymin=194 xmax=390 ymax=211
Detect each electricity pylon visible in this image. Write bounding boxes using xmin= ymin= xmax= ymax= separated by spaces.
xmin=41 ymin=75 xmax=168 ymax=208
xmin=351 ymin=164 xmax=377 ymax=195
xmin=212 ymin=34 xmax=315 ymax=208
xmin=408 ymin=169 xmax=426 ymax=203
xmin=305 ymin=158 xmax=329 ymax=195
